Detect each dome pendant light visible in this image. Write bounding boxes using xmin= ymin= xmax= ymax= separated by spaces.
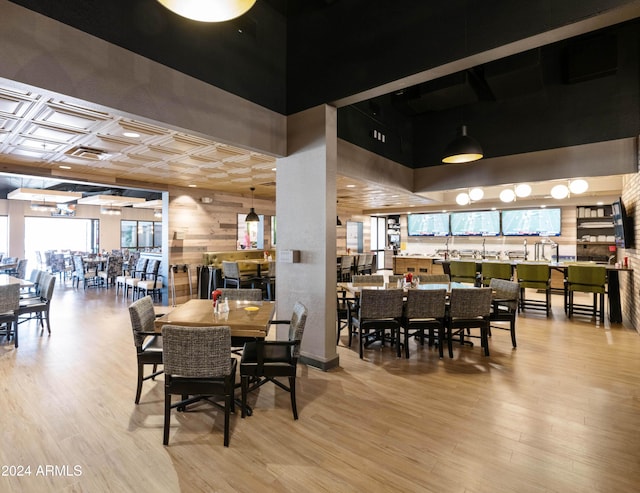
xmin=245 ymin=187 xmax=260 ymax=222
xmin=442 ymin=125 xmax=484 ymax=164
xmin=157 ymin=0 xmax=256 ymax=23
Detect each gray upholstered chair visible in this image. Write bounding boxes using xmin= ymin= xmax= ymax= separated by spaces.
xmin=136 ymin=263 xmax=164 ymax=302
xmin=116 ymin=256 xmax=148 ymax=296
xmin=17 ymin=274 xmax=56 ymax=336
xmin=221 ymin=261 xmax=255 ymax=289
xmin=351 ymin=289 xmax=404 ymax=359
xmin=14 ymin=258 xmax=28 ymax=279
xmin=447 ymin=287 xmax=493 ymax=357
xmin=489 ymin=278 xmax=520 ymax=347
xmin=0 ymin=284 xmax=20 ymax=347
xmin=128 ymin=296 xmax=163 ymax=404
xmin=126 ymin=259 xmax=159 ymax=299
xmin=162 ymin=325 xmax=236 ymax=447
xmin=97 ymin=255 xmax=123 ymax=288
xmin=352 ymin=274 xmax=384 ymax=285
xmin=241 ymin=302 xmax=308 ymax=419
xmin=218 ymin=288 xmax=262 ymax=301
xmin=419 ymin=274 xmax=450 ymax=283
xmin=401 ymin=288 xmax=447 ymax=358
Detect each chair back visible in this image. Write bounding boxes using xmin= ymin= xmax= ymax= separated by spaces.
xmin=266 ymin=260 xmax=276 ymax=277
xmin=39 ymin=275 xmax=56 ymax=303
xmin=0 ymin=284 xmax=19 ymax=314
xmin=449 ymin=288 xmax=492 ymax=319
xmin=73 ymin=255 xmax=86 ymax=281
xmin=162 ymin=325 xmax=231 ymax=377
xmin=222 ymin=261 xmax=240 ymax=280
xmin=146 ymin=259 xmax=160 ymax=277
xmin=419 ymin=274 xmax=450 ymax=283
xmin=517 ymin=263 xmax=550 ymax=287
xmin=106 ymin=256 xmax=123 ymax=277
xmin=352 ymin=274 xmax=384 ymax=285
xmin=449 ymin=261 xmax=477 ymax=283
xmin=567 ymin=265 xmax=606 ymax=293
xmin=50 ymin=254 xmax=65 ymax=274
xmin=404 ymin=288 xmax=447 ymax=319
xmin=132 ymin=256 xmax=148 ymax=276
xmin=288 ymin=302 xmax=308 ymax=357
xmin=359 ymin=289 xmax=404 ymax=320
xmin=128 ymin=295 xmax=156 ymax=348
xmin=481 ymin=262 xmax=512 ymax=285
xmin=219 ymin=288 xmax=262 ymax=301
xmin=489 ymin=278 xmax=520 ymax=311
xmin=15 ymin=259 xmax=28 ymax=279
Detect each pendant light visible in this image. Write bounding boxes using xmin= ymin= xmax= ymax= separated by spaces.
xmin=442 ymin=125 xmax=483 ymax=164
xmin=245 ymin=187 xmax=259 ymax=222
xmin=337 ymin=216 xmax=343 ymax=226
xmin=157 ymin=0 xmax=256 ymax=22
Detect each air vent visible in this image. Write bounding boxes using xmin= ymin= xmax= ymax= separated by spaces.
xmin=66 ymin=146 xmax=108 ymax=160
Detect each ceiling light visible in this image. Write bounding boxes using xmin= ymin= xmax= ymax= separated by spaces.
xmin=468 ymin=188 xmax=484 ymax=201
xmin=188 ymin=184 xmax=197 ymax=188
xmin=515 ymin=183 xmax=532 ymax=198
xmin=456 ymin=192 xmax=470 ymax=206
xmin=157 ymin=0 xmax=256 ymax=22
xmin=154 ymin=209 xmax=162 ymax=218
xmin=245 ymin=187 xmax=259 ymax=222
xmin=550 ymin=184 xmax=569 ymax=199
xmin=8 ymin=188 xmax=82 ymax=203
xmin=59 ymin=165 xmax=72 ymax=170
xmin=569 ymin=179 xmax=589 ymax=194
xmin=346 ymin=184 xmax=356 ymax=188
xmin=100 ymin=206 xmax=121 ymax=215
xmin=499 ymin=189 xmax=516 ymax=203
xmin=30 ymin=202 xmax=58 ymax=212
xmin=337 ymin=216 xmax=343 ymax=226
xmin=123 ymin=131 xmax=140 ymax=138
xmin=442 ymin=125 xmax=483 ymax=164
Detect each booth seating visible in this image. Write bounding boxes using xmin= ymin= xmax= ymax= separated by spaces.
xmin=199 ymin=250 xmax=275 ymax=294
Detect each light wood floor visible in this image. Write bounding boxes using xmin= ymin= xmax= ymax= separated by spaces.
xmin=1 ymin=282 xmax=640 ymax=493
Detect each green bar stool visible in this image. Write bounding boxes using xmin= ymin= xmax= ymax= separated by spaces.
xmin=481 ymin=261 xmax=512 ymax=286
xmin=566 ymin=265 xmax=606 ymax=323
xmin=517 ymin=262 xmax=551 ymax=317
xmin=449 ymin=260 xmax=478 ymax=285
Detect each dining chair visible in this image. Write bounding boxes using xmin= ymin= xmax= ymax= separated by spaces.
xmin=218 ymin=288 xmax=263 ymax=301
xmin=97 ymin=255 xmax=123 ymax=288
xmin=14 ymin=259 xmax=28 ymax=280
xmin=566 ymin=264 xmax=607 ymax=322
xmin=517 ymin=262 xmax=551 ymax=316
xmin=240 ymin=301 xmax=307 ymax=419
xmin=419 ymin=274 xmax=450 ymax=283
xmin=352 ymin=274 xmax=384 ymax=285
xmin=126 ymin=259 xmax=159 ymax=299
xmin=116 ymin=256 xmax=148 ymax=296
xmin=388 ymin=274 xmax=405 ymax=285
xmin=401 ymin=288 xmax=447 ymax=358
xmin=363 ymin=253 xmax=374 ymax=275
xmin=136 ymin=263 xmax=164 ymax=302
xmin=128 ymin=295 xmax=163 ymax=404
xmin=449 ymin=260 xmax=479 ymax=285
xmin=481 ymin=261 xmax=512 ymax=286
xmin=339 ymin=255 xmax=354 ymax=282
xmin=351 ymin=289 xmax=404 ymax=359
xmin=162 ymin=325 xmax=236 ymax=447
xmin=355 ymin=254 xmax=367 ymax=275
xmin=0 ymin=284 xmax=20 ymax=348
xmin=222 ymin=261 xmax=256 ymax=289
xmin=17 ymin=273 xmax=56 ymax=336
xmin=261 ymin=260 xmax=276 ymax=300
xmin=489 ymin=278 xmax=520 ymax=347
xmin=336 ymin=286 xmax=356 ymax=346
xmin=447 ymin=287 xmax=493 ymax=357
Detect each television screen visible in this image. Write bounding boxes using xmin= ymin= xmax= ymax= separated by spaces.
xmin=407 ymin=213 xmax=450 ymax=236
xmin=612 ymin=198 xmax=633 ymax=248
xmin=450 ymin=210 xmax=500 ymax=236
xmin=502 ymin=208 xmax=561 ymax=236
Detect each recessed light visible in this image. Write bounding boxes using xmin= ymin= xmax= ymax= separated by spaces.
xmin=59 ymin=165 xmax=71 ymax=170
xmin=596 ymin=201 xmax=604 ymax=206
xmin=188 ymin=184 xmax=197 ymax=188
xmin=346 ymin=184 xmax=356 ymax=188
xmin=123 ymin=131 xmax=140 ymax=138
xmin=271 ymin=167 xmax=276 ymax=171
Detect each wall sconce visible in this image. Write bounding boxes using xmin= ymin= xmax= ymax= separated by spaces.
xmin=456 ymin=187 xmax=484 ymax=206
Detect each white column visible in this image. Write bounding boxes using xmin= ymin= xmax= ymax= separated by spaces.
xmin=276 ymin=105 xmax=338 ymax=370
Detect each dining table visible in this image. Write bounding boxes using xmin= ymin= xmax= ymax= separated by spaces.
xmin=338 ymin=281 xmax=477 ymax=296
xmin=154 ymin=298 xmax=276 ymax=338
xmin=0 ymin=274 xmax=34 ymax=288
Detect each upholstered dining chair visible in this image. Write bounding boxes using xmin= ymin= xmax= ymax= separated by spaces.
xmin=489 ymin=278 xmax=520 ymax=347
xmin=136 ymin=263 xmax=164 ymax=302
xmin=17 ymin=273 xmax=55 ymax=336
xmin=162 ymin=325 xmax=236 ymax=447
xmin=449 ymin=260 xmax=479 ymax=285
xmin=336 ymin=286 xmax=356 ymax=346
xmin=116 ymin=256 xmax=148 ymax=296
xmin=218 ymin=288 xmax=263 ymax=301
xmin=221 ymin=261 xmax=256 ymax=289
xmin=0 ymin=284 xmax=20 ymax=348
xmin=447 ymin=287 xmax=493 ymax=357
xmin=351 ymin=289 xmax=404 ymax=359
xmin=97 ymin=255 xmax=123 ymax=288
xmin=126 ymin=259 xmax=159 ymax=299
xmin=419 ymin=274 xmax=450 ymax=283
xmin=240 ymin=301 xmax=308 ymax=420
xmin=128 ymin=295 xmax=163 ymax=404
xmin=352 ymin=274 xmax=384 ymax=285
xmin=481 ymin=261 xmax=513 ymax=286
xmin=261 ymin=260 xmax=276 ymax=300
xmin=401 ymin=288 xmax=447 ymax=358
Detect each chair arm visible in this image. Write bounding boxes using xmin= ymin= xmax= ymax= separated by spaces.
xmin=269 ymin=319 xmax=292 ymax=326
xmin=139 ymin=331 xmax=160 ymax=337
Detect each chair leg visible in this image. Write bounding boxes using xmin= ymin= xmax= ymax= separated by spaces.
xmin=359 ymin=327 xmax=364 ymax=359
xmin=163 ymin=392 xmax=171 ymax=445
xmin=224 ymin=394 xmax=231 ymax=447
xmin=241 ymin=375 xmax=248 ymax=418
xmin=13 ymin=320 xmax=18 ymax=348
xmin=599 ymin=292 xmax=605 ymax=323
xmin=135 ymin=363 xmax=144 ymax=404
xmin=289 ymin=376 xmax=298 ymax=420
xmin=510 ymin=319 xmax=517 ymax=348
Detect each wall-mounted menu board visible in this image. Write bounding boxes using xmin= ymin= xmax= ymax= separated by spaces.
xmin=407 ymin=213 xmax=450 ymax=236
xmin=502 ymin=208 xmax=561 ymax=236
xmin=450 ymin=210 xmax=500 ymax=236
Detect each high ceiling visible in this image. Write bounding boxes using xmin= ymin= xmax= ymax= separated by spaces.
xmin=2 ymin=0 xmax=639 ymax=211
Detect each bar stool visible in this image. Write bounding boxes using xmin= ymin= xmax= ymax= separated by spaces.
xmin=449 ymin=260 xmax=478 ymax=285
xmin=480 ymin=261 xmax=512 ymax=286
xmin=517 ymin=262 xmax=551 ymax=317
xmin=566 ymin=264 xmax=606 ymax=323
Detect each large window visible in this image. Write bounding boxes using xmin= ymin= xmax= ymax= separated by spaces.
xmin=121 ymin=220 xmax=162 ymax=249
xmin=0 ymin=216 xmax=8 ymax=257
xmin=237 ymin=214 xmax=264 ymax=250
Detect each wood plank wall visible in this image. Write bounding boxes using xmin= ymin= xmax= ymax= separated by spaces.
xmin=167 ymin=186 xmax=275 ymax=304
xmin=620 ymin=172 xmax=639 ymax=332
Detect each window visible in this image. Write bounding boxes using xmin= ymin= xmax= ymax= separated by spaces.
xmin=121 ymin=220 xmax=162 ymax=249
xmin=0 ymin=216 xmax=8 ymax=257
xmin=237 ymin=214 xmax=264 ymax=250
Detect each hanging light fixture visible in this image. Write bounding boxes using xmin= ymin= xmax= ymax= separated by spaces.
xmin=156 ymin=0 xmax=256 ymax=22
xmin=337 ymin=216 xmax=343 ymax=226
xmin=442 ymin=125 xmax=483 ymax=164
xmin=245 ymin=187 xmax=259 ymax=222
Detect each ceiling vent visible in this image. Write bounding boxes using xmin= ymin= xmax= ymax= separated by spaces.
xmin=67 ymin=146 xmax=108 ymax=160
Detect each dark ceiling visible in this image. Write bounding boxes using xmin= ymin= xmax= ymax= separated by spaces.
xmin=8 ymin=0 xmax=640 ymax=170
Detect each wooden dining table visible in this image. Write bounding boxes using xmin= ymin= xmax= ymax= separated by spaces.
xmin=154 ymin=299 xmax=276 ymax=338
xmin=0 ymin=274 xmax=34 ymax=288
xmin=338 ymin=281 xmax=476 ymax=296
